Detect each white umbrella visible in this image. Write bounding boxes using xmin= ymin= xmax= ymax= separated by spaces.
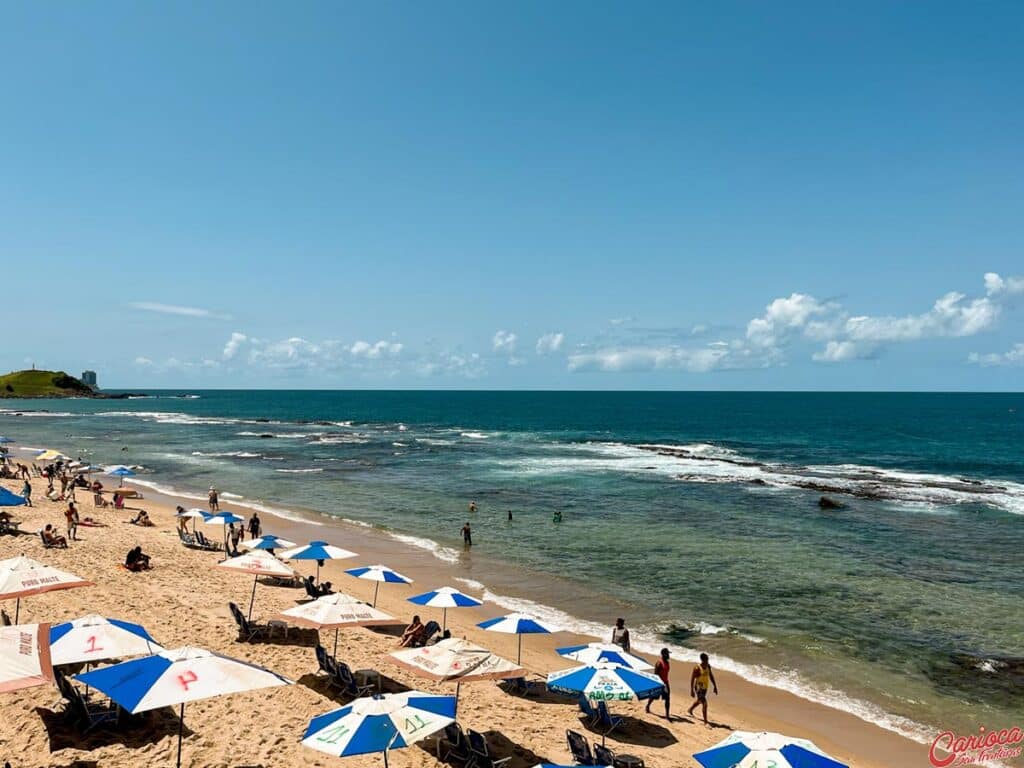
xmin=215 ymin=550 xmax=295 ymax=620
xmin=49 ymin=614 xmax=163 ymax=666
xmin=175 ymin=507 xmax=209 ymax=533
xmin=302 ymin=691 xmax=456 ymax=766
xmin=77 ymin=647 xmax=292 ymax=768
xmin=0 ymin=555 xmax=94 ymax=622
xmin=278 ymin=592 xmax=398 ymax=654
xmin=0 ymin=623 xmax=54 ymax=693
xmin=391 ymin=637 xmax=523 ymax=712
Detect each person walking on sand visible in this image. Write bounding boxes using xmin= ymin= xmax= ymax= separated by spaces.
xmin=611 ymin=617 xmax=631 ymax=653
xmin=646 ymin=648 xmax=672 ymax=719
xmin=461 ymin=522 xmax=472 ymax=546
xmin=687 ymin=652 xmax=719 ymax=724
xmin=248 ymin=512 xmax=261 ymax=539
xmin=21 ymin=479 xmax=32 ymax=507
xmin=208 ymin=486 xmax=219 ymax=511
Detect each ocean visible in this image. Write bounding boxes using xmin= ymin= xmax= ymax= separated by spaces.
xmin=3 ymin=390 xmax=1022 ymax=743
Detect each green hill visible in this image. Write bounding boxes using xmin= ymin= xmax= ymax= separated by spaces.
xmin=0 ymin=369 xmax=96 ymax=398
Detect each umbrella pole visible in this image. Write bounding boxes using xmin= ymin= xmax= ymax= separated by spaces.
xmin=333 ymin=628 xmax=339 ymax=656
xmin=248 ymin=575 xmax=258 ymax=621
xmin=517 ymin=634 xmax=522 ymax=665
xmin=14 ymin=597 xmax=20 ymax=623
xmin=455 ymin=681 xmax=461 ymax=717
xmin=373 ymin=582 xmax=380 ymax=608
xmin=177 ymin=702 xmax=185 ymax=768
xmin=316 ymin=561 xmax=320 ymax=584
xmin=442 ymin=607 xmax=447 ymax=632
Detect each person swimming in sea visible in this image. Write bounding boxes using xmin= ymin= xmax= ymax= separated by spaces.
xmin=553 ymin=510 xmax=562 ymax=523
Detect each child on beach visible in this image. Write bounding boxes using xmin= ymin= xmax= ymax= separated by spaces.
xmin=21 ymin=480 xmax=31 ymax=506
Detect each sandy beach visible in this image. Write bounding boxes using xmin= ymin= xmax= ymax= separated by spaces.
xmin=0 ymin=459 xmax=934 ymax=768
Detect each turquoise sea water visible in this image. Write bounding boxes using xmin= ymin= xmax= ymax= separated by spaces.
xmin=3 ymin=391 xmax=1022 ymax=741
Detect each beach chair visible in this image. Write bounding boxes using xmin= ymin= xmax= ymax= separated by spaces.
xmin=412 ymin=620 xmax=441 ymax=647
xmin=194 ymin=530 xmax=220 ymax=550
xmin=566 ymin=730 xmax=596 ymax=765
xmin=1 ymin=610 xmax=10 ymax=626
xmin=334 ymin=661 xmax=374 ymax=699
xmin=435 ymin=722 xmax=473 ymax=764
xmin=303 ymin=576 xmax=322 ymax=600
xmin=56 ymin=672 xmax=119 ymax=733
xmin=594 ymin=743 xmax=616 ymax=766
xmin=467 ymin=730 xmax=511 ymax=768
xmin=504 ymin=674 xmax=544 ymax=697
xmin=228 ymin=602 xmax=267 ymax=643
xmin=595 ymin=701 xmax=623 ymax=736
xmin=577 ymin=695 xmax=599 ymax=725
xmin=38 ymin=530 xmax=64 ymax=549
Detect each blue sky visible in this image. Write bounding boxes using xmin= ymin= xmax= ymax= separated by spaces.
xmin=2 ymin=2 xmax=1022 ymax=390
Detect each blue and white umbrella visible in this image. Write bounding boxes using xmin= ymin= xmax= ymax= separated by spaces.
xmin=203 ymin=512 xmax=246 ymax=554
xmin=477 ymin=612 xmax=557 ymax=664
xmin=556 ymin=642 xmax=653 ymax=671
xmin=693 ymin=731 xmax=849 ymax=768
xmin=344 ymin=564 xmax=413 ymax=607
xmin=547 ymin=661 xmax=664 ymax=702
xmin=175 ymin=507 xmax=209 ymax=533
xmin=279 ymin=540 xmax=358 ymax=584
xmin=105 ymin=465 xmax=136 ymax=486
xmin=50 ymin=614 xmax=163 ymax=665
xmin=77 ymin=646 xmax=292 ymax=768
xmin=302 ymin=691 xmax=456 ymax=766
xmin=408 ymin=586 xmax=482 ymax=631
xmin=240 ymin=534 xmax=297 ymax=552
xmin=0 ymin=488 xmax=26 ymax=507
xmin=0 ymin=436 xmax=14 ymax=445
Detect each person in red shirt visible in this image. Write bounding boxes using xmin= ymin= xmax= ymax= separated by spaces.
xmin=645 ymin=648 xmax=672 ymax=719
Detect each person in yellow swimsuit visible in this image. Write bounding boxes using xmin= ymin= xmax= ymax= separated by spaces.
xmin=687 ymin=652 xmax=719 ymax=724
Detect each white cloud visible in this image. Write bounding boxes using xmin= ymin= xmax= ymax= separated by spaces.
xmin=536 ymin=332 xmax=565 ymax=355
xmin=984 ymin=272 xmax=1024 ymax=297
xmin=349 ymin=340 xmax=403 ymax=359
xmin=843 ymin=291 xmax=999 ymax=342
xmin=968 ymin=343 xmax=1024 ymax=367
xmin=134 ymin=356 xmax=153 ymax=367
xmin=746 ymin=293 xmax=833 ymax=348
xmin=812 ymin=340 xmax=873 ymax=363
xmin=223 ymin=332 xmax=248 ymax=360
xmin=568 ymin=344 xmax=758 ymax=373
xmin=416 ymin=350 xmax=485 ymax=378
xmin=130 ymin=302 xmax=229 ymax=320
xmin=493 ymin=330 xmax=518 ymax=354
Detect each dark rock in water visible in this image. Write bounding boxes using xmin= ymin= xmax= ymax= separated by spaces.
xmin=818 ymin=496 xmax=843 ymax=509
xmin=258 ymin=433 xmax=274 ymax=439
xmin=750 ymin=478 xmax=767 ymax=485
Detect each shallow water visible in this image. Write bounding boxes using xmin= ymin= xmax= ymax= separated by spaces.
xmin=4 ymin=390 xmax=1022 ymax=741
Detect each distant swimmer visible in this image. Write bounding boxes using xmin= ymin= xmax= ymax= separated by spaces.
xmin=553 ymin=510 xmax=562 ymax=523
xmin=507 ymin=509 xmax=512 ymax=522
xmin=469 ymin=500 xmax=477 ymax=513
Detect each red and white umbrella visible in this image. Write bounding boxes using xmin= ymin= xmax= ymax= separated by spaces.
xmin=0 ymin=555 xmax=93 ymax=622
xmin=215 ymin=550 xmax=295 ymax=620
xmin=0 ymin=622 xmax=53 ymax=693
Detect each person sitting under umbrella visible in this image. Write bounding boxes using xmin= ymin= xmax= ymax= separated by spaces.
xmin=124 ymin=546 xmax=152 ymax=572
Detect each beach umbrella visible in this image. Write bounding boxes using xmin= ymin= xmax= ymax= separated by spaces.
xmin=391 ymin=637 xmax=523 ymax=711
xmin=0 ymin=437 xmax=14 ymax=445
xmin=556 ymin=642 xmax=654 ymax=671
xmin=0 ymin=623 xmax=54 ymax=693
xmin=407 ymin=586 xmax=482 ymax=632
xmin=76 ymin=646 xmax=292 ymax=768
xmin=175 ymin=507 xmax=209 ymax=533
xmin=0 ymin=488 xmax=27 ymax=507
xmin=0 ymin=555 xmax=93 ymax=622
xmin=50 ymin=614 xmax=163 ymax=666
xmin=215 ymin=550 xmax=296 ymax=620
xmin=279 ymin=540 xmax=358 ymax=585
xmin=547 ymin=661 xmax=664 ymax=702
xmin=278 ymin=592 xmax=398 ymax=655
xmin=240 ymin=534 xmax=296 ymax=553
xmin=35 ymin=449 xmax=69 ymax=462
xmin=476 ymin=612 xmax=557 ymax=664
xmin=693 ymin=731 xmax=849 ymax=768
xmin=105 ymin=465 xmax=136 ymax=487
xmin=203 ymin=511 xmax=245 ymax=554
xmin=302 ymin=691 xmax=456 ymax=766
xmin=344 ymin=564 xmax=412 ymax=608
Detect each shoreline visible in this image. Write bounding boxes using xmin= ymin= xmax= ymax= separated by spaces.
xmin=51 ymin=452 xmax=935 ymax=767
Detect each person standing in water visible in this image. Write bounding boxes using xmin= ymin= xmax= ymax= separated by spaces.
xmin=687 ymin=652 xmax=719 ymax=724
xmin=208 ymin=486 xmax=220 ymax=511
xmin=507 ymin=509 xmax=512 ymax=522
xmin=461 ymin=522 xmax=473 ymax=546
xmin=468 ymin=500 xmax=477 ymax=514
xmin=611 ymin=617 xmax=631 ymax=653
